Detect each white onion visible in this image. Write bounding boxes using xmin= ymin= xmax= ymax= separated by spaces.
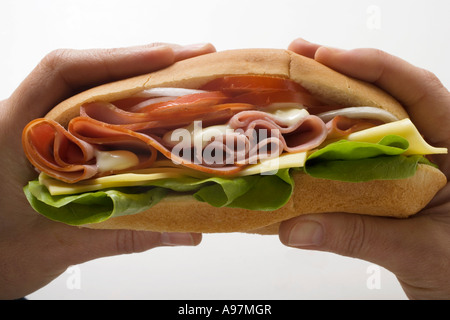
xmin=317 ymin=106 xmax=399 ymax=123
xmin=133 ymin=87 xmax=207 ymax=98
xmin=129 ymin=87 xmax=209 ymax=111
xmin=129 ymin=96 xmax=174 ymax=112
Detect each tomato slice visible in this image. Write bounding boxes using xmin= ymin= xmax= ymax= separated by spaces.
xmin=146 ymin=102 xmax=255 ymax=121
xmin=231 ymin=90 xmax=322 ymax=107
xmin=139 ymin=91 xmax=229 ymax=113
xmin=200 ymin=75 xmax=306 ymax=94
xmin=105 ymin=76 xmax=323 ymax=127
xmin=137 ymin=90 xmax=255 ymax=123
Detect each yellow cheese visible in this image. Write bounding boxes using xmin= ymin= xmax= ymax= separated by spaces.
xmin=40 ymin=152 xmax=308 ymax=196
xmin=235 ymin=152 xmax=307 ymax=176
xmin=346 ymin=118 xmax=447 ymax=155
xmin=40 ymin=171 xmax=186 ymax=195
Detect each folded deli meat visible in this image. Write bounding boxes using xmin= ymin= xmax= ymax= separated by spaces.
xmin=23 ymin=75 xmax=390 ymax=183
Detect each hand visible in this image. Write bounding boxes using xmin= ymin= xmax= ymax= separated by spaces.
xmin=0 ymin=43 xmax=215 ymax=300
xmin=279 ymin=38 xmax=450 ymax=300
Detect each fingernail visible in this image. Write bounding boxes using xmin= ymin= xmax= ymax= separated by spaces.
xmin=160 ymin=232 xmax=195 ymax=246
xmin=288 ymin=220 xmax=323 ymax=247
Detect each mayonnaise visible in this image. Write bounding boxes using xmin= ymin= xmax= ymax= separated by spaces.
xmin=95 ymin=150 xmax=140 ymax=173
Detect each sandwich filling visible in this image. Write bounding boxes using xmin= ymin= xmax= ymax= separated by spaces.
xmin=22 ymin=75 xmax=447 ymax=225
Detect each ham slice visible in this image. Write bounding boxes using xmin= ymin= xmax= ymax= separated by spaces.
xmin=80 ymin=101 xmax=257 ymax=131
xmin=22 ymin=119 xmax=97 ymax=183
xmin=228 ymin=110 xmax=328 ymax=153
xmin=195 ymin=110 xmax=328 ymax=166
xmin=326 ymin=115 xmax=382 ymax=139
xmin=22 ymin=78 xmax=347 ymax=183
xmin=69 ymin=117 xmax=244 ymax=176
xmin=23 ymin=108 xmax=328 ymax=182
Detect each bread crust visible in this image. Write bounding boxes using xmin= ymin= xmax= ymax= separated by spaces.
xmin=41 ymin=49 xmax=445 ymax=233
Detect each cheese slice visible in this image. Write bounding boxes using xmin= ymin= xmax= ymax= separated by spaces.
xmin=235 ymin=152 xmax=307 ymax=176
xmin=346 ymin=118 xmax=447 ymax=155
xmin=39 ymin=171 xmax=187 ymax=196
xmin=41 ymin=152 xmax=308 ymax=196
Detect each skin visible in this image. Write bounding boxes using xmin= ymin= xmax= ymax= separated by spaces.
xmin=0 ymin=43 xmax=215 ymax=299
xmin=279 ymin=38 xmax=450 ymax=300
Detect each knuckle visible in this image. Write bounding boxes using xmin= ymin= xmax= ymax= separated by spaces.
xmin=39 ymin=48 xmax=74 ymax=73
xmin=115 ymin=230 xmax=159 ymax=254
xmin=115 ymin=229 xmax=137 ymax=254
xmin=371 ymin=48 xmax=388 ymax=59
xmin=363 ymin=47 xmax=390 ymax=63
xmin=338 ymin=215 xmax=369 ymax=257
xmin=419 ymin=68 xmax=445 ymax=91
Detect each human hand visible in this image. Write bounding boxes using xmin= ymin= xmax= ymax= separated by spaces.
xmin=279 ymin=38 xmax=450 ymax=300
xmin=0 ymin=43 xmax=215 ymax=299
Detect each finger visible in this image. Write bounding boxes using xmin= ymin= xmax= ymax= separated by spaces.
xmin=288 ymin=38 xmax=322 ymax=59
xmin=11 ymin=43 xmax=215 ymax=121
xmin=47 ymin=224 xmax=202 ymax=266
xmin=13 ymin=45 xmax=172 ymax=120
xmin=313 ymin=47 xmax=450 ymax=146
xmin=85 ymin=229 xmax=203 ymax=259
xmin=278 ymin=213 xmax=442 ymax=283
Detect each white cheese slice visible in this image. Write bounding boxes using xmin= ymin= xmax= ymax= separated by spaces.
xmin=346 ymin=118 xmax=447 ymax=155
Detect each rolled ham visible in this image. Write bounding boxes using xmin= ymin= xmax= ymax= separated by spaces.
xmin=23 ymin=78 xmax=388 ymax=183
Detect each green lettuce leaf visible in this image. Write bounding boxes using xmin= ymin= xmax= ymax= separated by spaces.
xmin=24 ymin=169 xmax=294 ymax=225
xmin=192 ymin=169 xmax=294 ymax=210
xmin=24 ymin=181 xmax=168 ymax=225
xmin=304 ymin=135 xmax=432 ymax=182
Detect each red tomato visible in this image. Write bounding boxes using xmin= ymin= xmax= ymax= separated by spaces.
xmin=138 ymin=90 xmax=256 ymax=123
xmin=139 ymin=91 xmax=230 ymax=113
xmin=200 ymin=75 xmax=306 ymax=94
xmin=231 ymin=90 xmax=322 ymax=107
xmin=199 ymin=75 xmax=323 ymax=107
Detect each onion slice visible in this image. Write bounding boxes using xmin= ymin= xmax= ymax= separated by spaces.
xmin=133 ymin=87 xmax=208 ymax=98
xmin=317 ymin=106 xmax=399 ymax=123
xmin=129 ymin=97 xmax=174 ymax=112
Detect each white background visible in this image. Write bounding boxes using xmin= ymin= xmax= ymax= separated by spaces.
xmin=1 ymin=0 xmax=449 ymax=300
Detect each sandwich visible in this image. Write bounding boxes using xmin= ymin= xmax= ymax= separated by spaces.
xmin=22 ymin=49 xmax=447 ymax=234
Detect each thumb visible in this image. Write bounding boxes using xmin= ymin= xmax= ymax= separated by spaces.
xmin=39 ymin=223 xmax=202 ymax=267
xmin=278 ymin=213 xmax=433 ymax=275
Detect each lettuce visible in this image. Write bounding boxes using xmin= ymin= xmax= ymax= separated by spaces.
xmin=304 ymin=135 xmax=434 ymax=182
xmin=24 ymin=181 xmax=168 ymax=225
xmin=24 ymin=134 xmax=434 ymax=225
xmin=24 ymin=169 xmax=294 ymax=225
